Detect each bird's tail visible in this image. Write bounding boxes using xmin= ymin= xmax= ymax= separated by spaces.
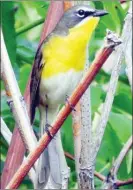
xmin=35 ymin=104 xmax=68 ymax=189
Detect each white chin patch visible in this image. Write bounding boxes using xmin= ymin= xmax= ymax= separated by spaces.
xmin=75 ymin=16 xmax=92 ymax=28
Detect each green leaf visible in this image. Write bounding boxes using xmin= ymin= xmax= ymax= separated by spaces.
xmin=61 ymin=115 xmax=74 ymax=157
xmin=1 ymin=1 xmax=17 ymax=67
xmin=126 ymin=149 xmax=132 ymax=174
xmin=113 ymin=93 xmax=132 ymax=115
xmin=115 ymin=3 xmax=126 ymax=33
xmin=102 ymin=0 xmax=121 ymax=32
xmin=18 ymin=64 xmax=31 ymax=94
xmin=17 ymin=45 xmax=35 ymax=65
xmin=93 ymin=1 xmax=104 ymax=10
xmin=96 ymin=123 xmax=122 ymax=173
xmin=91 ymin=85 xmax=105 ymax=115
xmin=27 ymin=1 xmax=49 ymax=17
xmin=109 ymin=112 xmax=132 ymax=143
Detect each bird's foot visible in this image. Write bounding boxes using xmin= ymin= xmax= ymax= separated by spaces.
xmin=45 ymin=123 xmax=54 ymax=139
xmin=65 ymin=95 xmax=76 ymax=112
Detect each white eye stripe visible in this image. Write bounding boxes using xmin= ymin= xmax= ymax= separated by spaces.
xmin=77 ymin=7 xmax=94 ymax=12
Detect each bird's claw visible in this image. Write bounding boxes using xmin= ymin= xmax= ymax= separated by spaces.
xmin=65 ymin=95 xmax=76 ymax=112
xmin=45 ymin=123 xmax=53 ymax=139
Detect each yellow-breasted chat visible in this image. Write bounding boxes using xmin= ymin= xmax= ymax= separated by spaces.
xmin=30 ymin=5 xmax=108 ymax=189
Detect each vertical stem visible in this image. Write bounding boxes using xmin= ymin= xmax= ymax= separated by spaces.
xmin=79 ymin=51 xmax=93 ymax=189
xmin=1 ymin=31 xmax=37 ymax=153
xmin=125 ymin=2 xmax=132 ymax=90
xmin=72 ymin=1 xmax=93 ymax=189
xmin=72 ymin=103 xmax=81 ymax=180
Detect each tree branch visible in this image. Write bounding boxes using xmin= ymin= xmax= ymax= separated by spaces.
xmin=117 ymin=178 xmax=133 ymax=187
xmin=6 ymin=29 xmax=121 ymax=189
xmin=72 ymin=1 xmax=93 ymax=189
xmin=79 ymin=49 xmax=93 ymax=189
xmin=1 ymin=30 xmax=37 ymax=153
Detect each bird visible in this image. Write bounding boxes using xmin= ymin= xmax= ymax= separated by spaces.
xmin=30 ymin=5 xmax=108 ymax=189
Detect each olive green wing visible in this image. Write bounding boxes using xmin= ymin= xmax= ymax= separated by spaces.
xmin=30 ymin=44 xmax=44 ymax=124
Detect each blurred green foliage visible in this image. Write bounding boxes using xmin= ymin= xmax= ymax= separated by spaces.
xmin=1 ymin=1 xmax=132 ymax=189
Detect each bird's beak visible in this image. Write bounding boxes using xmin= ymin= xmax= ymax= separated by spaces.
xmin=93 ymin=10 xmax=108 ymax=17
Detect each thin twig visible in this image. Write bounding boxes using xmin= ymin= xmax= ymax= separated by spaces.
xmin=102 ymin=136 xmax=132 ymax=189
xmin=94 ymin=171 xmax=105 ymax=182
xmin=117 ymin=178 xmax=133 ymax=187
xmin=111 ymin=136 xmax=133 ymax=178
xmin=6 ymin=31 xmax=121 ymax=189
xmin=64 ymin=152 xmax=75 ymax=161
xmin=16 ymin=18 xmax=45 ymax=36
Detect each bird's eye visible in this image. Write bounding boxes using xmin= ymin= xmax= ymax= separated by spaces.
xmin=77 ymin=9 xmax=85 ymax=17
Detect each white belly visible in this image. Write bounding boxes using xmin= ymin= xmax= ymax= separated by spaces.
xmin=39 ymin=69 xmax=83 ymax=106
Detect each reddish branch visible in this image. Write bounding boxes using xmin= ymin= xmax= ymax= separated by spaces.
xmin=117 ymin=179 xmax=133 ymax=187
xmin=120 ymin=0 xmax=127 ymax=4
xmin=64 ymin=152 xmax=75 ymax=161
xmin=6 ymin=32 xmax=120 ymax=189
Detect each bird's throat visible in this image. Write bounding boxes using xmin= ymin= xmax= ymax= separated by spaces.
xmin=41 ymin=17 xmax=99 ymax=79
xmin=69 ymin=17 xmax=99 ymax=42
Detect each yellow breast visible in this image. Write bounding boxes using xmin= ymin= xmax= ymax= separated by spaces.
xmin=41 ymin=17 xmax=99 ymax=79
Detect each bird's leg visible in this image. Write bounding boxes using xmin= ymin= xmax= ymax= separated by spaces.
xmin=45 ymin=105 xmax=53 ymax=139
xmin=65 ymin=95 xmax=76 ymax=111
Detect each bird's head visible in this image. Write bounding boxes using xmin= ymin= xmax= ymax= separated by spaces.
xmin=63 ymin=5 xmax=108 ymax=29
xmin=55 ymin=5 xmax=108 ymax=40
